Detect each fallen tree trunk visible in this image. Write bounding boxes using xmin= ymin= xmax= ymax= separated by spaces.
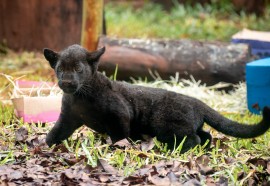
xmin=98 ymin=36 xmax=251 ymax=85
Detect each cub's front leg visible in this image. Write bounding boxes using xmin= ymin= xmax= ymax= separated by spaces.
xmin=106 ymin=114 xmax=131 ymax=144
xmin=105 ymin=99 xmax=131 ymax=143
xmin=46 ymin=113 xmax=83 ymax=147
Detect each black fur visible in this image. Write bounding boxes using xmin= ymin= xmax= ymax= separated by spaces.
xmin=44 ymin=44 xmax=270 ymax=153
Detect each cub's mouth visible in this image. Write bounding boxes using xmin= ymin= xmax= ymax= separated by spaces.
xmin=61 ymin=87 xmax=77 ymax=94
xmin=58 ymin=80 xmax=79 ymax=94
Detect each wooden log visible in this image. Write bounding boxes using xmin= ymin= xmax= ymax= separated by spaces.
xmin=98 ymin=36 xmax=251 ymax=85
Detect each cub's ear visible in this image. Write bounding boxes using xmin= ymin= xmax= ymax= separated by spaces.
xmin=87 ymin=46 xmax=105 ymax=64
xmin=43 ymin=48 xmax=59 ymax=69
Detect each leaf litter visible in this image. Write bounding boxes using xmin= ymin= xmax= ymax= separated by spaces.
xmin=1 ymin=123 xmax=270 ymax=185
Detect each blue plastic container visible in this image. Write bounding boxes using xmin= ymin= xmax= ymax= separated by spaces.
xmin=232 ymin=39 xmax=270 ymax=58
xmin=246 ymin=58 xmax=270 ymax=114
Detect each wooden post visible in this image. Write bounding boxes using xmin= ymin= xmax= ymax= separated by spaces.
xmin=81 ymin=0 xmax=104 ymax=51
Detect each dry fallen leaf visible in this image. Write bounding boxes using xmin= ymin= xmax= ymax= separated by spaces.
xmin=224 ymin=157 xmax=235 ymax=164
xmin=167 ymin=171 xmax=178 ymax=183
xmin=148 ymin=174 xmax=171 ymax=186
xmin=196 ymin=155 xmax=210 ymax=166
xmin=52 ymin=144 xmax=69 ymax=153
xmin=205 ymin=177 xmax=216 ymax=186
xmin=183 ymin=178 xmax=201 ymax=186
xmin=98 ymin=159 xmax=118 ymax=175
xmin=63 ymin=156 xmax=85 ymax=166
xmin=218 ymin=176 xmax=228 ymax=186
xmin=136 ymin=167 xmax=151 ymax=176
xmin=141 ymin=137 xmax=155 ymax=151
xmin=247 ymin=158 xmax=267 ymax=169
xmin=198 ymin=164 xmax=215 ymax=175
xmin=113 ymin=138 xmax=132 ymax=148
xmin=267 ymin=161 xmax=270 ymax=175
xmin=15 ymin=127 xmax=28 ymax=142
xmin=123 ymin=175 xmax=146 ymax=185
xmin=99 ymin=174 xmax=109 ymax=183
xmin=60 ymin=172 xmax=79 ymax=185
xmin=26 ymin=135 xmax=43 ymax=147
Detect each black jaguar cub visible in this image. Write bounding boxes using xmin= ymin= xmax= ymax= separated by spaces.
xmin=44 ymin=44 xmax=270 ymax=153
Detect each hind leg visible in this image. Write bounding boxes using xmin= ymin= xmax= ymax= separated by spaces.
xmin=197 ymin=130 xmax=212 ymax=149
xmin=158 ymin=134 xmax=201 ymax=153
xmin=180 ymin=134 xmax=201 ymax=153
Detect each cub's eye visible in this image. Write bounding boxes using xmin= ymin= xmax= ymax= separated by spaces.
xmin=57 ymin=66 xmax=63 ymax=72
xmin=75 ymin=66 xmax=83 ymax=72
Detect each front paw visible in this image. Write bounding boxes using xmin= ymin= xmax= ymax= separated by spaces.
xmin=46 ymin=133 xmax=61 ymax=147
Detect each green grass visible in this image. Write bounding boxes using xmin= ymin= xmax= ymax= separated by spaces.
xmin=105 ymin=2 xmax=270 ymax=41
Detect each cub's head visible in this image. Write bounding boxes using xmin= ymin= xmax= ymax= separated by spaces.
xmin=43 ymin=44 xmax=105 ymax=94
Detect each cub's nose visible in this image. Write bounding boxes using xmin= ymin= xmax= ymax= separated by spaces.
xmin=59 ymin=79 xmax=78 ymax=94
xmin=61 ymin=80 xmax=72 ymax=87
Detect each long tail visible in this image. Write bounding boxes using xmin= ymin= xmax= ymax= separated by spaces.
xmin=203 ymin=106 xmax=270 ymax=138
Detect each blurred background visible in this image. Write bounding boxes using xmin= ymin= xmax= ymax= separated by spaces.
xmin=0 ymin=0 xmax=269 ymax=51
xmin=0 ymin=0 xmax=270 ymax=88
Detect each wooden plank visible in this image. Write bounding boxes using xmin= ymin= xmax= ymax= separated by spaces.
xmin=0 ymin=0 xmax=82 ymax=51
